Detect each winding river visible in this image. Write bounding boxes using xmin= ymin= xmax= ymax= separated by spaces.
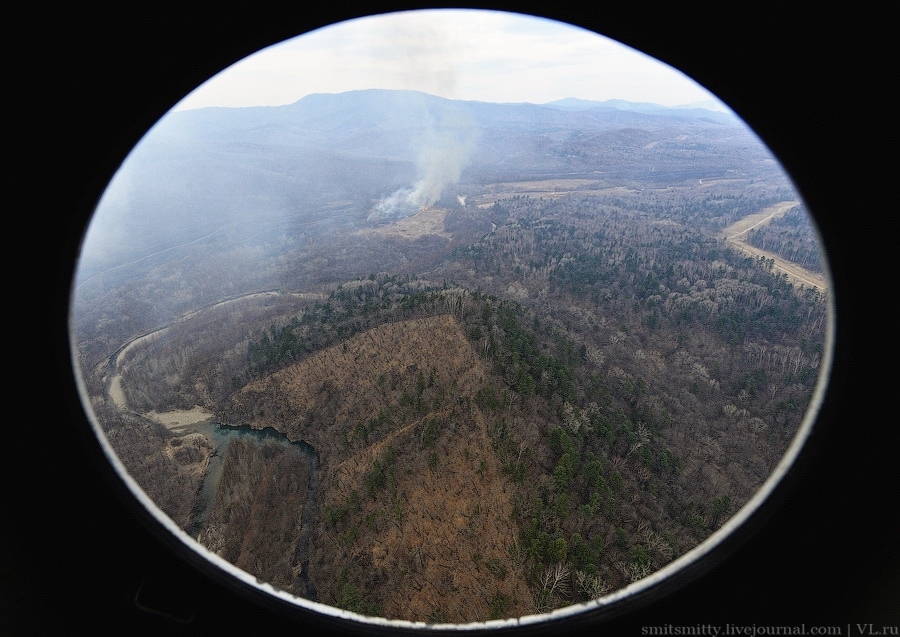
xmin=98 ymin=294 xmax=324 ymax=600
xmin=175 ymin=420 xmax=321 ymax=600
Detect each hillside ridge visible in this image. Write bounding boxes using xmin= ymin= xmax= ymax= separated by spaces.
xmin=214 ymin=312 xmax=533 ymax=621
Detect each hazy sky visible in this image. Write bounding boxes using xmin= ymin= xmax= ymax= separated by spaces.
xmin=172 ymin=9 xmax=726 ymax=112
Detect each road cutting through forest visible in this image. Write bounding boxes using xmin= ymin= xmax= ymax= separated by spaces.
xmin=721 ymin=201 xmax=828 ymax=292
xmin=103 ymin=201 xmax=826 ymax=431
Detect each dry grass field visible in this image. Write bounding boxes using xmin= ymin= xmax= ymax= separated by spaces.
xmin=356 ymin=206 xmax=453 ymax=240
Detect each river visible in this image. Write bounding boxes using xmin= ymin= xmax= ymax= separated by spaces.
xmin=96 ymin=290 xmax=329 ymax=598
xmin=174 ymin=419 xmax=320 ymax=600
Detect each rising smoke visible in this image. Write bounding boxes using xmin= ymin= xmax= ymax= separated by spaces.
xmin=368 ymin=104 xmax=479 ymax=222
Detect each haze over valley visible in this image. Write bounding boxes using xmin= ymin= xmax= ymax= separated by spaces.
xmin=71 ymin=89 xmax=828 ymax=625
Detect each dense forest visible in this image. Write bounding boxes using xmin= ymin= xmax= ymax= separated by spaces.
xmin=77 ymin=181 xmax=827 ymax=622
xmin=66 ymin=87 xmax=830 ymax=624
xmin=744 ymin=204 xmax=825 ymax=273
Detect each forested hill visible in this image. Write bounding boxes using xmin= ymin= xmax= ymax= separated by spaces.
xmin=75 ymin=89 xmax=751 ymax=284
xmin=72 ymin=88 xmax=828 ymax=624
xmin=201 ymin=188 xmax=825 ymax=620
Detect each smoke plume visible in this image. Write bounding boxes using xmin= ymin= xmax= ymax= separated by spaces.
xmin=369 ymin=104 xmax=478 ymax=222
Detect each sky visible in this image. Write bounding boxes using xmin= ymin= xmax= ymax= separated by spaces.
xmin=172 ymin=9 xmax=726 ymax=112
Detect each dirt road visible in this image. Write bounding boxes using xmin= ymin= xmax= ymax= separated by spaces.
xmin=721 ymin=201 xmax=828 ymax=292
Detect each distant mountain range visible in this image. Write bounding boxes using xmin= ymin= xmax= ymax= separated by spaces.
xmin=131 ymin=88 xmax=747 ymax=209
xmin=155 ymin=89 xmax=740 ymax=151
xmin=84 ymin=89 xmax=751 ymax=278
xmin=542 ymin=96 xmax=731 ymax=114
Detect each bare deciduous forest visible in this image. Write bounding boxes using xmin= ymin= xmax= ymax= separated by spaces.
xmin=69 ymin=91 xmax=829 ymax=624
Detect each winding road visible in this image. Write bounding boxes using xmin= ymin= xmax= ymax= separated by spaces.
xmin=102 ymin=200 xmax=826 ymax=423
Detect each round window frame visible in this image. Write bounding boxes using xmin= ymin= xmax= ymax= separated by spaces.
xmin=50 ymin=5 xmax=876 ymax=636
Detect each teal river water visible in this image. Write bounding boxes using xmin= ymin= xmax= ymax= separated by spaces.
xmin=177 ymin=420 xmax=320 ymax=600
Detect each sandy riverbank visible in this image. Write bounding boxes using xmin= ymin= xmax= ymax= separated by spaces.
xmin=144 ymin=406 xmax=214 ymax=429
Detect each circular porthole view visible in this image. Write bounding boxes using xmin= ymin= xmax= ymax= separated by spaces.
xmin=67 ymin=8 xmax=833 ymax=634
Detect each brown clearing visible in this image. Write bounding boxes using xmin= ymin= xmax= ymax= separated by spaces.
xmin=355 ymin=206 xmax=452 ymax=240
